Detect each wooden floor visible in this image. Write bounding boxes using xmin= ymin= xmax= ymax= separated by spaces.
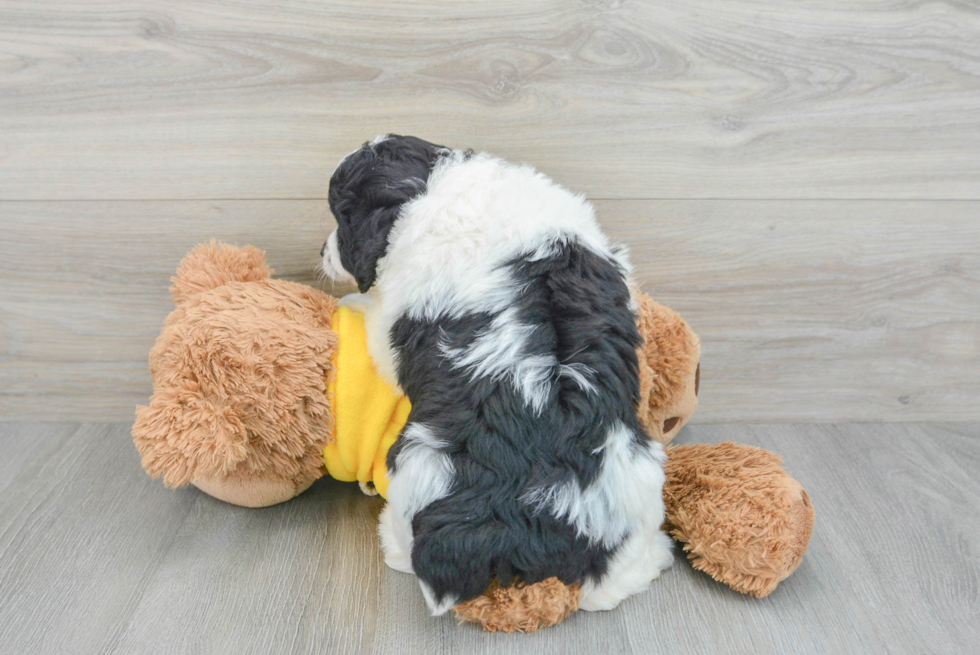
xmin=1 ymin=422 xmax=977 ymax=654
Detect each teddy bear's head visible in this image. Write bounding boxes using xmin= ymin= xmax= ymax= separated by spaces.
xmin=133 ymin=242 xmax=338 ymax=507
xmin=635 ymin=293 xmax=701 ymax=444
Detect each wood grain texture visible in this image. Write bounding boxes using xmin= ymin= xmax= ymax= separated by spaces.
xmin=0 ymin=423 xmax=78 ymax=497
xmin=0 ymin=422 xmax=977 ymax=654
xmin=0 ymin=424 xmax=197 ymax=654
xmin=110 ymin=473 xmax=384 ymax=655
xmin=0 ymin=1 xmax=979 ymax=200
xmin=605 ymin=199 xmax=980 ymax=422
xmin=2 ymin=199 xmax=977 ymax=422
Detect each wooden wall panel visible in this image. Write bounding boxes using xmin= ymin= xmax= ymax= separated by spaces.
xmin=0 ymin=0 xmax=978 ymax=200
xmin=1 ymin=199 xmax=976 ymax=422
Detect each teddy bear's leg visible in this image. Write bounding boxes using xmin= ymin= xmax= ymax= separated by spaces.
xmin=633 ymin=292 xmax=701 ymax=445
xmin=134 ymin=387 xmax=332 ymax=508
xmin=663 ymin=443 xmax=815 ymax=597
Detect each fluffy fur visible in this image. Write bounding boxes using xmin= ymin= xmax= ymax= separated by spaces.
xmin=322 ymin=136 xmax=673 ymax=614
xmin=134 ymin=242 xmax=338 ymax=506
xmin=136 ymin=242 xmax=814 ymax=632
xmin=663 ymin=443 xmax=815 ymax=597
xmin=634 ymin=293 xmax=701 ymax=444
xmin=451 ymin=577 xmax=582 ymax=633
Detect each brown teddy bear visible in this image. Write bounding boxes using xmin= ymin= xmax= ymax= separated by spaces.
xmin=133 ymin=242 xmax=814 ymax=632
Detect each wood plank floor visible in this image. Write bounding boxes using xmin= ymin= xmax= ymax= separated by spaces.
xmin=1 ymin=422 xmax=977 ymax=654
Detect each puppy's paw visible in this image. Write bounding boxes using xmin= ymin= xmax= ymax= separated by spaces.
xmin=378 ymin=504 xmax=414 ymax=573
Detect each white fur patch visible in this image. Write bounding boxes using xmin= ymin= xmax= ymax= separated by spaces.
xmin=387 ymin=423 xmax=454 ymax=519
xmin=520 ymin=423 xmax=672 ymax=610
xmin=559 ymin=362 xmax=597 ymax=394
xmin=378 ymin=504 xmax=413 ymax=573
xmin=521 ymin=422 xmax=667 ymax=549
xmin=439 ymin=308 xmax=535 ymax=378
xmin=523 ymin=423 xmax=673 ymax=612
xmin=321 ymin=229 xmax=356 ymax=285
xmin=376 ymin=151 xmax=616 ymax=319
xmin=511 ymin=355 xmax=558 ymax=414
xmin=438 ymin=307 xmax=558 ymax=414
xmin=337 ymin=291 xmax=374 ymax=314
xmin=579 ymin=524 xmax=674 ymax=611
xmin=419 ymin=580 xmax=458 ymax=617
xmin=378 ymin=424 xmax=455 ymax=578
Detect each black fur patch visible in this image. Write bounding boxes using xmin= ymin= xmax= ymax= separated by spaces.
xmin=328 ymin=135 xmax=446 ymax=292
xmin=387 ymin=239 xmax=647 ymax=606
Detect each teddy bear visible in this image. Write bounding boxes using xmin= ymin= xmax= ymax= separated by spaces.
xmin=133 ymin=242 xmax=814 ymax=632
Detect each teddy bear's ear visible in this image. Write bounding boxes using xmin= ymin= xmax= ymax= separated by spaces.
xmin=170 ymin=240 xmax=272 ymax=305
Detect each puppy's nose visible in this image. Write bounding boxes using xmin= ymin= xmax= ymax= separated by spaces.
xmin=320 ymin=241 xmax=327 ymax=258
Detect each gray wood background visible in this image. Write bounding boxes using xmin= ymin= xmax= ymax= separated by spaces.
xmin=1 ymin=0 xmax=979 ymax=422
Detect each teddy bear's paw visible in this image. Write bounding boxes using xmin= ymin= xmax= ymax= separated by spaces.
xmin=663 ymin=442 xmax=815 ymax=598
xmin=191 ymin=474 xmax=317 ymax=508
xmin=453 ymin=578 xmax=582 ymax=633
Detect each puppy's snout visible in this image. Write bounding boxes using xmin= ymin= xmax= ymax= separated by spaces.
xmin=321 ymin=230 xmax=356 ymax=285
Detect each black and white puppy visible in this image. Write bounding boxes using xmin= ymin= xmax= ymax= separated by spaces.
xmin=321 ymin=135 xmax=673 ymax=615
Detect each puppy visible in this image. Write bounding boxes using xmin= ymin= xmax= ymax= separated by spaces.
xmin=321 ymin=135 xmax=673 ymax=615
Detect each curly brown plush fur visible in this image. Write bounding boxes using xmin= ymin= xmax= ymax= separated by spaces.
xmin=134 ymin=243 xmax=814 ymax=632
xmin=133 ymin=242 xmax=339 ymax=506
xmin=663 ymin=442 xmax=815 ymax=597
xmin=634 ymin=292 xmax=701 ymax=444
xmin=452 ymin=578 xmax=582 ymax=633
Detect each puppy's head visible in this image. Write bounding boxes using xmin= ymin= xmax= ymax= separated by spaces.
xmin=322 ymin=134 xmax=446 ymax=292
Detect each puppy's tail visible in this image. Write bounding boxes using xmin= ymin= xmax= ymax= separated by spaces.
xmin=409 ymin=492 xmax=582 ymax=616
xmin=411 ymin=512 xmax=508 ymax=616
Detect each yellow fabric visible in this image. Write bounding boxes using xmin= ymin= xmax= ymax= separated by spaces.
xmin=323 ymin=306 xmax=411 ymax=499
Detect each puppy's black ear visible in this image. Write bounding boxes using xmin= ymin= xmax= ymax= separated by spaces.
xmin=330 ymin=135 xmax=447 ymax=292
xmin=347 ymin=206 xmax=398 ymax=293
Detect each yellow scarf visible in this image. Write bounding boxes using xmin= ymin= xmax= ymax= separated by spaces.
xmin=322 ymin=306 xmax=411 ymax=498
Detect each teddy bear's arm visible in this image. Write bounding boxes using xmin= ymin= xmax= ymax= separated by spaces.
xmin=663 ymin=442 xmax=815 ymax=598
